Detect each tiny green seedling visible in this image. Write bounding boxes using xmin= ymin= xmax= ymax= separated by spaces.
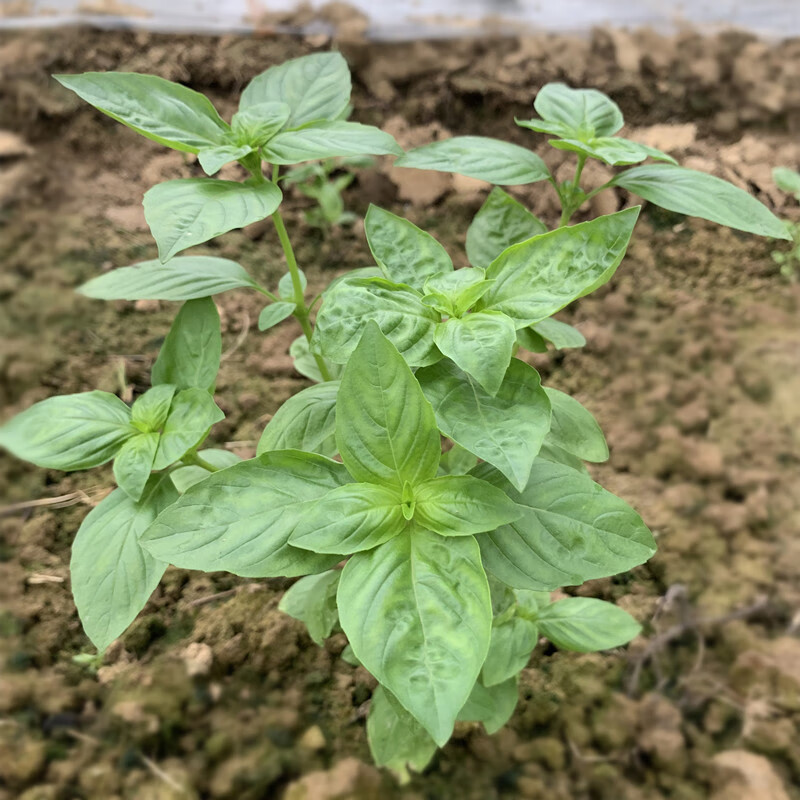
xmin=283 ymin=155 xmax=374 ymax=229
xmin=0 ymin=58 xmax=787 ymax=779
xmin=771 ymin=166 xmax=800 ymax=280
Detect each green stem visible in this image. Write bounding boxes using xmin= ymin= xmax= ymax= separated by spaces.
xmin=269 ymin=164 xmax=334 ymax=382
xmin=558 ymin=154 xmax=587 ymax=228
xmin=181 ymin=452 xmax=220 ymax=472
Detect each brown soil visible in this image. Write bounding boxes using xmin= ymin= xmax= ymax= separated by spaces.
xmin=1 ymin=23 xmax=800 ymax=800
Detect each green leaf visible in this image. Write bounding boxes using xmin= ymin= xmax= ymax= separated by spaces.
xmin=536 ymin=442 xmax=588 ymax=473
xmin=479 ymin=208 xmax=639 ymax=324
xmin=169 ymin=449 xmax=242 ymax=493
xmin=417 ymin=359 xmax=550 ymax=492
xmin=151 ymin=298 xmax=221 ymax=393
xmin=143 ymin=179 xmax=283 ymax=262
xmin=289 ymin=336 xmax=343 ymax=383
xmin=516 ymin=326 xmax=548 ymax=353
xmin=475 ymin=459 xmax=657 ymax=591
xmin=262 ymin=122 xmax=402 ymax=165
xmin=131 ymin=385 xmax=177 ymax=432
xmin=532 ymin=317 xmax=586 ymax=349
xmin=278 ymin=569 xmax=340 ymax=646
xmin=550 ymin=136 xmax=676 ymax=166
xmin=535 ymin=597 xmax=641 ymax=652
xmin=278 ymin=268 xmax=306 ymax=299
xmin=257 ymin=381 xmax=338 ymax=458
xmin=77 ymin=256 xmax=258 ymax=301
xmin=614 ymin=164 xmax=790 ymax=240
xmin=55 ymin=71 xmax=230 ymax=153
xmin=140 ymin=450 xmax=348 ymax=576
xmin=338 ymin=531 xmax=491 ymax=745
xmin=523 ymin=83 xmax=624 ymax=139
xmin=336 ymin=321 xmax=440 ymax=490
xmin=423 ymin=268 xmax=493 ymax=317
xmin=231 ymin=101 xmax=291 ymax=146
xmin=152 ymin=388 xmax=224 ymax=470
xmin=197 ymin=144 xmax=253 ymax=176
xmin=290 ymin=483 xmax=406 ymax=554
xmin=544 ymin=387 xmax=608 ymax=462
xmin=433 ymin=311 xmax=516 ymax=396
xmin=240 ymin=52 xmax=351 ymax=129
xmin=70 ymin=474 xmax=177 ymax=651
xmin=113 ymin=432 xmax=159 ymax=501
xmin=482 ymin=617 xmax=539 ymax=687
xmin=439 ymin=443 xmax=478 ymax=476
xmin=313 ymin=277 xmax=442 ymax=367
xmin=457 ymin=677 xmax=518 ymax=735
xmin=258 ymin=301 xmax=295 ymax=331
xmin=466 ymin=187 xmax=547 ymax=267
xmin=367 ymin=686 xmax=437 ymax=783
xmin=0 ymin=391 xmax=135 ymax=471
xmin=413 ymin=475 xmax=521 ymax=536
xmin=395 ymin=136 xmax=550 ymax=185
xmin=364 ymin=205 xmax=452 ymax=290
xmin=773 ymin=166 xmax=800 ymax=199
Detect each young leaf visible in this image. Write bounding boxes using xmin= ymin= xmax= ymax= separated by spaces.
xmin=152 ymin=388 xmax=224 ymax=470
xmin=475 ymin=459 xmax=656 ymax=591
xmin=413 ymin=475 xmax=521 ymax=536
xmin=417 ymin=359 xmax=550 ymax=492
xmin=278 ymin=268 xmax=306 ymax=299
xmin=773 ymin=166 xmax=800 ymax=200
xmin=336 ymin=321 xmax=440 ymax=490
xmin=456 ymin=677 xmax=519 ymax=735
xmin=313 ymin=278 xmax=442 ymax=367
xmin=258 ymin=381 xmax=338 ymax=458
xmin=482 ymin=617 xmax=539 ymax=687
xmin=423 ymin=268 xmax=492 ymax=317
xmin=278 ymin=569 xmax=340 ymax=646
xmin=77 ymin=256 xmax=258 ymax=301
xmin=544 ymin=387 xmax=608 ymax=462
xmin=466 ymin=187 xmax=547 ymax=267
xmin=131 ymin=385 xmax=177 ymax=432
xmin=395 ymin=137 xmax=550 ymax=186
xmin=365 ymin=206 xmax=453 ymax=289
xmin=614 ymin=164 xmax=790 ymax=240
xmin=433 ymin=311 xmax=517 ymax=396
xmin=240 ymin=53 xmax=351 ymax=130
xmin=523 ymin=83 xmax=624 ymax=139
xmin=479 ymin=207 xmax=640 ymax=324
xmin=143 ymin=179 xmax=283 ymax=262
xmin=550 ymin=137 xmax=676 ymax=166
xmin=197 ymin=144 xmax=253 ymax=176
xmin=152 ymin=298 xmax=221 ymax=393
xmin=289 ymin=483 xmax=406 ymax=554
xmin=262 ymin=121 xmax=402 ymax=164
xmin=231 ymin=101 xmax=291 ymax=146
xmin=113 ymin=432 xmax=159 ymax=501
xmin=0 ymin=391 xmax=135 ymax=471
xmin=258 ymin=301 xmax=296 ymax=331
xmin=367 ymin=686 xmax=437 ymax=783
xmin=140 ymin=450 xmax=349 ymax=576
xmin=70 ymin=473 xmax=177 ymax=652
xmin=532 ymin=317 xmax=586 ymax=350
xmin=535 ymin=597 xmax=641 ymax=652
xmin=55 ymin=72 xmax=230 ymax=153
xmin=170 ymin=449 xmax=241 ymax=493
xmin=289 ymin=336 xmax=343 ymax=383
xmin=338 ymin=530 xmax=492 ymax=746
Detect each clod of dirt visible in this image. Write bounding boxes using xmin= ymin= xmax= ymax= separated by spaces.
xmin=711 ymin=750 xmax=791 ymax=800
xmin=182 ymin=641 xmax=214 ymax=678
xmin=282 ymin=757 xmax=382 ymax=800
xmin=0 ymin=726 xmax=46 ymax=788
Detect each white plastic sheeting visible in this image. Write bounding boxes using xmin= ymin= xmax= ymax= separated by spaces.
xmin=1 ymin=0 xmax=799 ymax=38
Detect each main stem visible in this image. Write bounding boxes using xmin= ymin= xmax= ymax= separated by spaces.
xmin=558 ymin=153 xmax=588 ymax=228
xmin=249 ymin=161 xmax=333 ymax=382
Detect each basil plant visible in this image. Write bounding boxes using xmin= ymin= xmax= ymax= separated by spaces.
xmin=0 ymin=55 xmax=787 ymax=779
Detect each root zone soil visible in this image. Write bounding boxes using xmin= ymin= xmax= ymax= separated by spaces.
xmin=1 ymin=23 xmax=800 ymax=800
